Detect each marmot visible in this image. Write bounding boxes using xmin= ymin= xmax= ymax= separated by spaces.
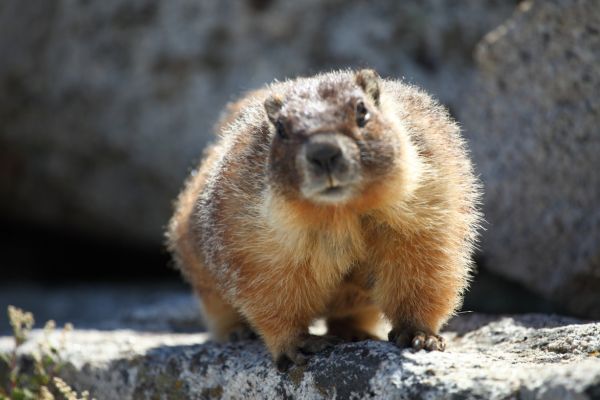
xmin=167 ymin=69 xmax=481 ymax=371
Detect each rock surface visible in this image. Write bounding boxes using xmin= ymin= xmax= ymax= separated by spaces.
xmin=0 ymin=0 xmax=514 ymax=243
xmin=1 ymin=314 xmax=599 ymax=399
xmin=461 ymin=0 xmax=600 ymax=318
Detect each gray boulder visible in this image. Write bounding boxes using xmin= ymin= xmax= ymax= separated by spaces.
xmin=461 ymin=0 xmax=600 ymax=317
xmin=0 ymin=0 xmax=514 ymax=243
xmin=1 ymin=314 xmax=599 ymax=399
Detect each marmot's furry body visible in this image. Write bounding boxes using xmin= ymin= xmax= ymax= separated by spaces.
xmin=167 ymin=70 xmax=481 ymax=370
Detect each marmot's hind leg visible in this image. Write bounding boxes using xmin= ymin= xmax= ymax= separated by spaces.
xmin=174 ymin=239 xmax=255 ymax=341
xmin=199 ymin=292 xmax=256 ymax=341
xmin=169 ymin=220 xmax=255 ymax=341
xmin=184 ymin=261 xmax=254 ymax=341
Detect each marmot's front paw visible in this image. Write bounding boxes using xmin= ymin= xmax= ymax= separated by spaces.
xmin=275 ymin=334 xmax=341 ymax=372
xmin=410 ymin=331 xmax=446 ymax=351
xmin=388 ymin=328 xmax=446 ymax=351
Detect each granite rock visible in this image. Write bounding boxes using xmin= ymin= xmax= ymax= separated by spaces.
xmin=0 ymin=0 xmax=514 ymax=243
xmin=461 ymin=0 xmax=600 ymax=318
xmin=1 ymin=313 xmax=599 ymax=399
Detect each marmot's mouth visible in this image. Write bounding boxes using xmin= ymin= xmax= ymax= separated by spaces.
xmin=322 ymin=185 xmax=345 ymax=195
xmin=309 ymin=184 xmax=354 ymax=204
xmin=300 ymin=166 xmax=361 ymax=204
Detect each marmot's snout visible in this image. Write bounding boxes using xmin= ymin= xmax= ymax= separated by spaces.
xmin=305 ymin=138 xmax=343 ymax=174
xmin=299 ymin=133 xmax=361 ymax=203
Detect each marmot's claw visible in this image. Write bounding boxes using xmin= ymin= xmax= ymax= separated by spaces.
xmin=389 ymin=329 xmax=446 ymax=352
xmin=275 ymin=354 xmax=293 ymax=372
xmin=276 ymin=334 xmax=340 ymax=372
xmin=411 ymin=331 xmax=445 ymax=351
xmin=425 ymin=334 xmax=446 ymax=351
xmin=275 ymin=351 xmax=308 ymax=372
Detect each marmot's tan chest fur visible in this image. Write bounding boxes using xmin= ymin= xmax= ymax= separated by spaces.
xmin=167 ymin=69 xmax=481 ymax=371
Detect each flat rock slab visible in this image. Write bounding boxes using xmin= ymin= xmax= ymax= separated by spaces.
xmin=1 ymin=314 xmax=599 ymax=399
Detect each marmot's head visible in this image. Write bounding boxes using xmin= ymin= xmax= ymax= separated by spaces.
xmin=264 ymin=69 xmax=401 ymax=206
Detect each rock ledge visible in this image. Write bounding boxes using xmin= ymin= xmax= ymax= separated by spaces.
xmin=1 ymin=314 xmax=599 ymax=399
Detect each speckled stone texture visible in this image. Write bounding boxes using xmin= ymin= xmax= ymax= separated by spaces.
xmin=1 ymin=314 xmax=599 ymax=399
xmin=461 ymin=0 xmax=600 ymax=318
xmin=0 ymin=0 xmax=513 ymax=243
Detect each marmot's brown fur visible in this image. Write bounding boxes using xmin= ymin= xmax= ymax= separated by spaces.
xmin=167 ymin=69 xmax=481 ymax=371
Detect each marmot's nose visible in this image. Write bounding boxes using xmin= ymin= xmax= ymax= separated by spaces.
xmin=306 ymin=141 xmax=342 ymax=173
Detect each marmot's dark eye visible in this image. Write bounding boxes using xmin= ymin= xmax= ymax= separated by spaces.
xmin=275 ymin=120 xmax=288 ymax=139
xmin=356 ymin=101 xmax=369 ymax=127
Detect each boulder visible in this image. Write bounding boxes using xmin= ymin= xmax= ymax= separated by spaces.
xmin=0 ymin=0 xmax=514 ymax=244
xmin=461 ymin=0 xmax=600 ymax=317
xmin=1 ymin=314 xmax=599 ymax=399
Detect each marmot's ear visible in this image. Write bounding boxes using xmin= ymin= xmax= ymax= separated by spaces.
xmin=355 ymin=69 xmax=380 ymax=106
xmin=264 ymin=95 xmax=284 ymax=124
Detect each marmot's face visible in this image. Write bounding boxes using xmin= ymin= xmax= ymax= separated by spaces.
xmin=265 ymin=70 xmax=396 ymax=205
